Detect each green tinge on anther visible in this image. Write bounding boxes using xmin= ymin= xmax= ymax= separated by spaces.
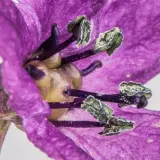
xmin=94 ymin=27 xmax=123 ymax=55
xmin=119 ymin=81 xmax=152 ymax=99
xmin=81 ymin=95 xmax=134 ymax=136
xmin=81 ymin=95 xmax=113 ymax=124
xmin=67 ymin=15 xmax=91 ymax=46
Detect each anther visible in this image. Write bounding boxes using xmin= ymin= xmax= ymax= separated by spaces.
xmin=67 ymin=15 xmax=91 ymax=46
xmin=94 ymin=27 xmax=123 ymax=55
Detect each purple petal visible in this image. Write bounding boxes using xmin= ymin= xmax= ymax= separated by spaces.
xmin=23 ymin=117 xmax=92 ymax=159
xmin=0 ymin=0 xmax=160 ymax=160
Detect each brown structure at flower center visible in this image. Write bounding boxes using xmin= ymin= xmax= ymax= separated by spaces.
xmin=26 ymin=53 xmax=82 ymax=120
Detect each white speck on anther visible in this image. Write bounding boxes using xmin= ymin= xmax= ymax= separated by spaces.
xmin=0 ymin=56 xmax=3 ymax=64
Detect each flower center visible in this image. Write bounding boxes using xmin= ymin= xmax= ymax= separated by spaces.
xmin=25 ymin=16 xmax=151 ymax=135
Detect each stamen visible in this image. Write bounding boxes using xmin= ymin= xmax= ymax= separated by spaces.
xmin=51 ymin=120 xmax=103 ymax=128
xmin=26 ymin=64 xmax=45 ymax=80
xmin=30 ymin=35 xmax=75 ymax=62
xmin=81 ymin=60 xmax=102 ymax=76
xmin=49 ymin=99 xmax=83 ymax=109
xmin=50 ymin=96 xmax=134 ymax=136
xmin=94 ymin=27 xmax=123 ymax=55
xmin=51 ymin=23 xmax=60 ymax=49
xmin=61 ymin=49 xmax=95 ymax=65
xmin=119 ymin=81 xmax=152 ymax=99
xmin=25 ymin=24 xmax=60 ymax=63
xmin=61 ymin=27 xmax=123 ymax=65
xmin=44 ymin=16 xmax=91 ymax=59
xmin=31 ymin=16 xmax=91 ymax=62
xmin=100 ymin=117 xmax=134 ymax=136
xmin=37 ymin=24 xmax=60 ymax=61
xmin=119 ymin=81 xmax=151 ymax=108
xmin=37 ymin=23 xmax=59 ymax=53
xmin=54 ymin=35 xmax=76 ymax=53
xmin=64 ymin=89 xmax=148 ymax=108
xmin=82 ymin=95 xmax=113 ymax=124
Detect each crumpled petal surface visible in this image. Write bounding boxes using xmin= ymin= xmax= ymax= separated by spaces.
xmin=0 ymin=0 xmax=160 ymax=160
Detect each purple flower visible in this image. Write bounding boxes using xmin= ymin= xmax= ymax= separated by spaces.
xmin=0 ymin=0 xmax=160 ymax=160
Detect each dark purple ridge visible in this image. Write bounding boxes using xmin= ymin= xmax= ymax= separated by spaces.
xmin=37 ymin=23 xmax=59 ymax=53
xmin=81 ymin=60 xmax=102 ymax=76
xmin=49 ymin=98 xmax=83 ymax=109
xmin=37 ymin=35 xmax=75 ymax=61
xmin=26 ymin=64 xmax=45 ymax=80
xmin=51 ymin=121 xmax=103 ymax=128
xmin=25 ymin=23 xmax=76 ymax=63
xmin=54 ymin=35 xmax=75 ymax=54
xmin=61 ymin=49 xmax=96 ymax=65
